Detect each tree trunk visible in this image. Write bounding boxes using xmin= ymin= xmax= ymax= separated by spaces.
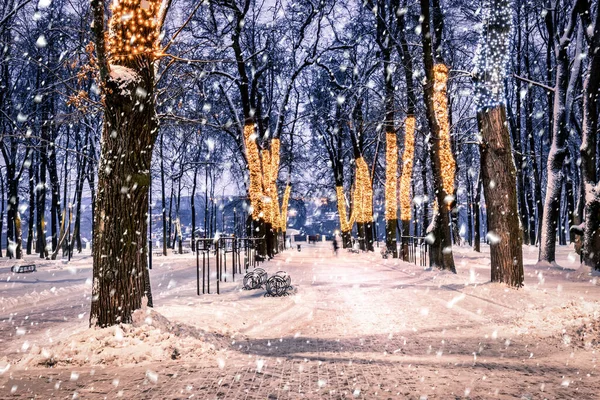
xmin=48 ymin=131 xmax=62 ymax=253
xmin=0 ymin=172 xmax=4 ymax=257
xmin=539 ymin=0 xmax=582 ymax=262
xmin=26 ymin=154 xmax=35 ymax=255
xmin=580 ymin=3 xmax=600 ymax=269
xmin=419 ymin=0 xmax=456 ymax=272
xmin=90 ymin=62 xmax=156 ymax=326
xmin=473 ymin=170 xmax=482 ymax=253
xmin=466 ymin=169 xmax=473 ymax=246
xmin=167 ymin=183 xmax=174 ymax=248
xmin=478 ymin=107 xmax=524 ymax=286
xmin=191 ymin=167 xmax=197 ymax=252
xmin=86 ymin=137 xmax=97 ymax=245
xmin=89 ymin=0 xmax=161 ymax=325
xmin=160 ymin=131 xmax=167 ymax=255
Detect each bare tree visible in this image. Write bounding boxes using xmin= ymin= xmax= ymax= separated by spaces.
xmin=472 ymin=0 xmax=523 ymax=286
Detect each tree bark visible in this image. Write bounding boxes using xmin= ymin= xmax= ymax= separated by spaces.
xmin=478 ymin=107 xmax=524 ymax=286
xmin=160 ymin=131 xmax=167 ymax=255
xmin=89 ymin=0 xmax=163 ymax=326
xmin=580 ymin=1 xmax=600 ymax=269
xmin=473 ymin=175 xmax=482 ymax=253
xmin=26 ymin=153 xmax=35 ymax=255
xmin=539 ymin=0 xmax=583 ymax=262
xmin=419 ymin=0 xmax=455 ymax=272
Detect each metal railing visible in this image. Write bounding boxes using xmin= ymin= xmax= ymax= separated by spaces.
xmin=400 ymin=236 xmax=429 ymax=267
xmin=195 ymin=236 xmax=267 ymax=295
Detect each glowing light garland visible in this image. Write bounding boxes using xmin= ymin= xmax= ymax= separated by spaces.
xmin=108 ymin=0 xmax=161 ymax=62
xmin=269 ymin=139 xmax=281 ymax=229
xmin=244 ymin=123 xmax=264 ymax=219
xmin=336 ymin=186 xmax=354 ymax=232
xmin=433 ymin=64 xmax=456 ymax=205
xmin=472 ymin=0 xmax=512 ymax=109
xmin=279 ymin=184 xmax=291 ymax=231
xmin=385 ymin=132 xmax=398 ymax=221
xmin=400 ymin=116 xmax=416 ymax=221
xmin=261 ymin=139 xmax=282 ymax=228
xmin=352 ymin=157 xmax=373 ymax=224
xmin=261 ymin=149 xmax=273 ymax=225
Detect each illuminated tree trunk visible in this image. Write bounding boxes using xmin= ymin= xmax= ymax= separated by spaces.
xmin=477 ymin=107 xmax=524 ymax=286
xmin=399 ymin=117 xmax=416 ymax=261
xmin=336 ymin=186 xmax=354 ymax=248
xmin=375 ymin=5 xmax=398 ymax=257
xmin=473 ymin=0 xmax=523 ymax=286
xmin=243 ymin=121 xmax=267 ymax=256
xmin=353 ymin=157 xmax=374 ymax=251
xmin=419 ymin=0 xmax=456 ymax=272
xmin=396 ymin=8 xmax=418 ymax=261
xmin=262 ymin=139 xmax=281 ymax=258
xmin=89 ymin=0 xmax=162 ymax=327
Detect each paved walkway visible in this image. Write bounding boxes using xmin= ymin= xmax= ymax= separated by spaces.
xmin=1 ymin=243 xmax=598 ymax=399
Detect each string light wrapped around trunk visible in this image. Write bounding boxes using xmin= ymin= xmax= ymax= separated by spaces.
xmin=385 ymin=132 xmax=398 ymax=221
xmin=269 ymin=139 xmax=281 ymax=229
xmin=243 ymin=123 xmax=264 ymax=219
xmin=353 ymin=157 xmax=373 ymax=224
xmin=261 ymin=149 xmax=273 ymax=225
xmin=108 ymin=0 xmax=161 ymax=62
xmin=472 ymin=0 xmax=512 ymax=109
xmin=336 ymin=186 xmax=354 ymax=232
xmin=279 ymin=184 xmax=292 ymax=231
xmin=400 ymin=116 xmax=416 ymax=221
xmin=432 ymin=64 xmax=456 ymax=207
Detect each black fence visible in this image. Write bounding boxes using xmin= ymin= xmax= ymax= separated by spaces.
xmin=400 ymin=236 xmax=429 ymax=267
xmin=195 ymin=236 xmax=266 ymax=295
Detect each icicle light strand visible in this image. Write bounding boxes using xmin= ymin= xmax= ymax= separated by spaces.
xmin=433 ymin=64 xmax=456 ymax=204
xmin=400 ymin=116 xmax=416 ymax=221
xmin=472 ymin=0 xmax=512 ymax=109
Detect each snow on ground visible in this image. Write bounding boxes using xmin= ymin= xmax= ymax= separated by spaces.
xmin=0 ymin=243 xmax=599 ymax=399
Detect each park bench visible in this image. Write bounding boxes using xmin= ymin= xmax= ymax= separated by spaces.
xmin=11 ymin=264 xmax=36 ymax=273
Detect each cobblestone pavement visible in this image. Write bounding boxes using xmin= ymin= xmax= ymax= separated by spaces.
xmin=1 ymin=244 xmax=598 ymax=399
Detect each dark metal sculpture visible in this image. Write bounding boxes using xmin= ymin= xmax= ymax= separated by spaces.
xmin=243 ymin=268 xmax=268 ymax=290
xmin=265 ymin=271 xmax=292 ymax=297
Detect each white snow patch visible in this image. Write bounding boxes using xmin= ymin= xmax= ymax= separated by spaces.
xmin=15 ymin=308 xmax=224 ymax=367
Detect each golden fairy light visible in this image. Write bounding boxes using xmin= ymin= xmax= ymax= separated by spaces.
xmin=400 ymin=116 xmax=416 ymax=221
xmin=352 ymin=157 xmax=373 ymax=224
xmin=244 ymin=123 xmax=264 ymax=219
xmin=261 ymin=149 xmax=273 ymax=224
xmin=269 ymin=139 xmax=281 ymax=229
xmin=385 ymin=132 xmax=398 ymax=221
xmin=279 ymin=184 xmax=292 ymax=231
xmin=108 ymin=0 xmax=161 ymax=62
xmin=261 ymin=139 xmax=282 ymax=229
xmin=336 ymin=186 xmax=354 ymax=232
xmin=433 ymin=64 xmax=456 ymax=206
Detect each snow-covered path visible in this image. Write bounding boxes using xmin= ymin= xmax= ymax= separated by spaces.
xmin=1 ymin=244 xmax=599 ymax=399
